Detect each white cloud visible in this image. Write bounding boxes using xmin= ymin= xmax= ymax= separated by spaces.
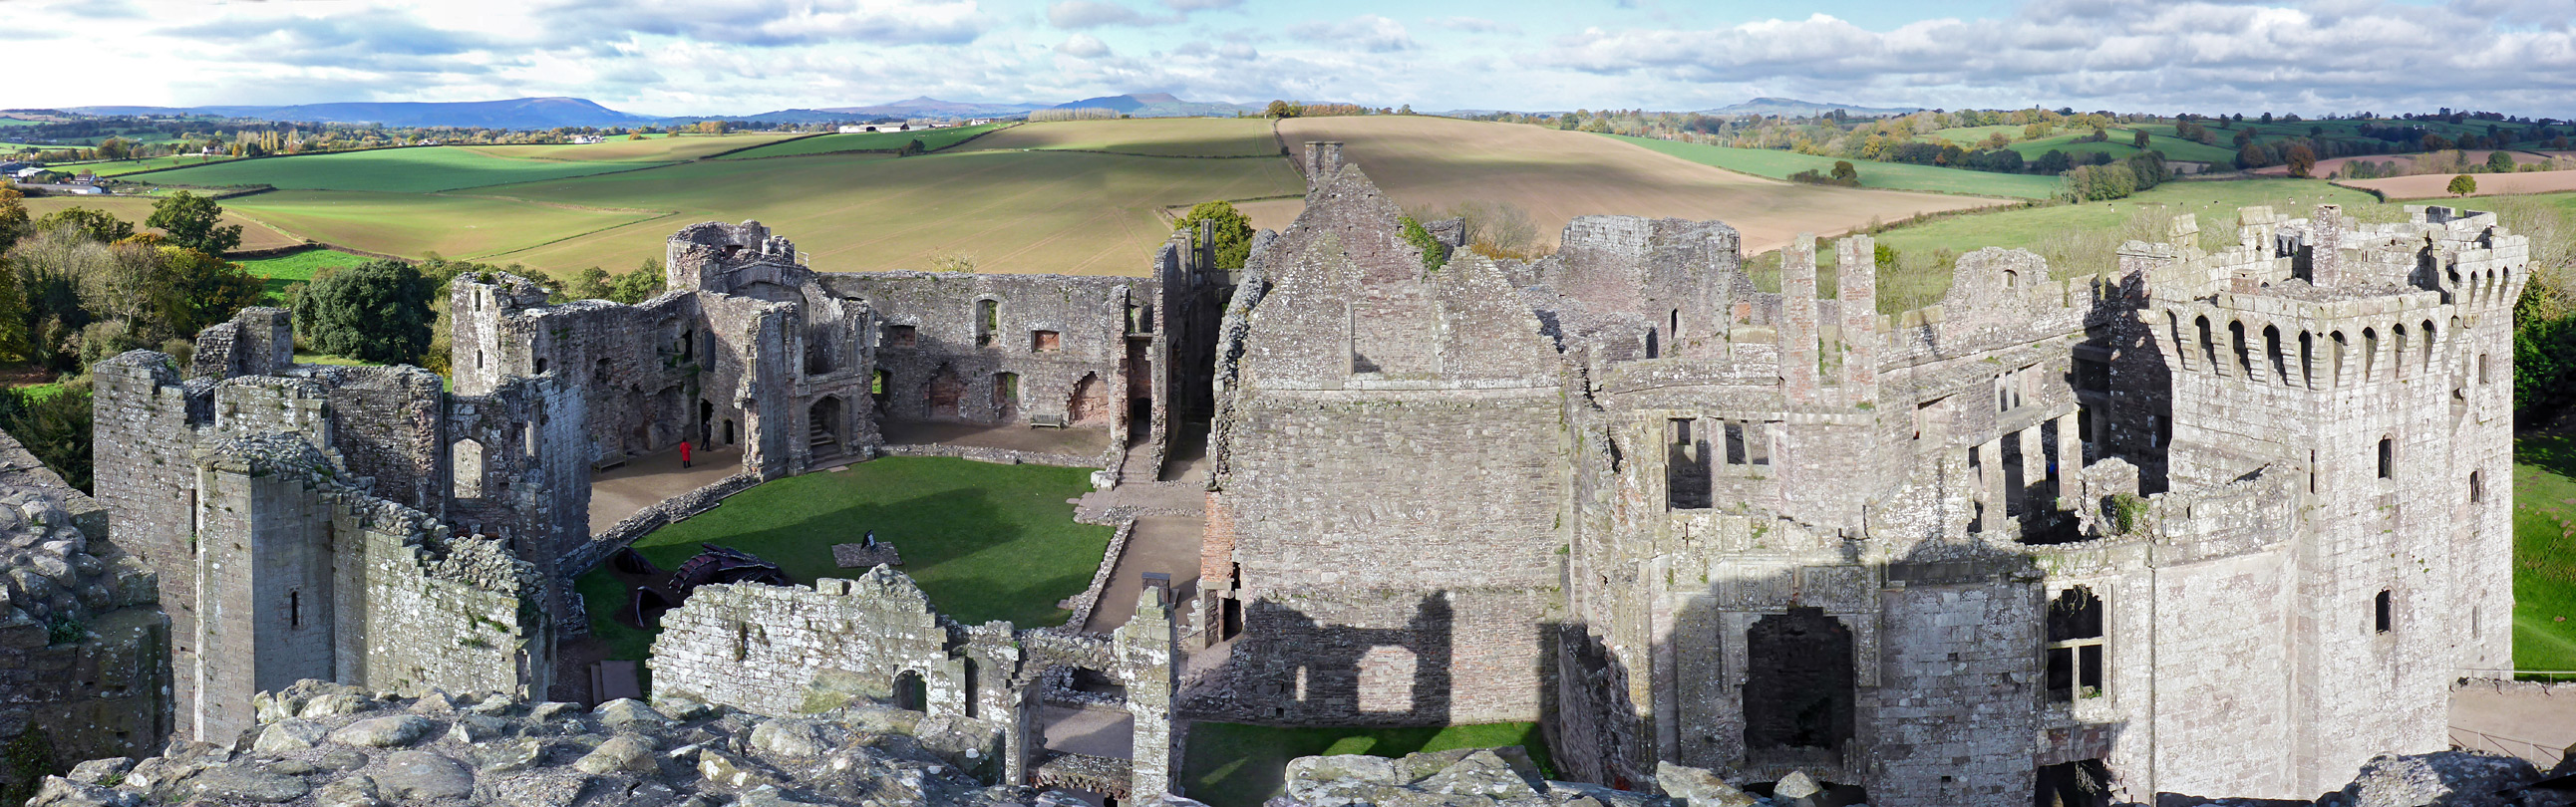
xmin=1431 ymin=16 xmax=1520 ymax=35
xmin=1047 ymin=0 xmax=1166 ymax=29
xmin=1287 ymin=14 xmax=1417 ymax=53
xmin=1058 ymin=33 xmax=1114 ymax=58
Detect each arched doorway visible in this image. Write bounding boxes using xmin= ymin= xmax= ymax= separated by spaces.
xmin=451 ymin=439 xmax=484 ymax=499
xmin=893 ymin=670 xmax=927 ymax=712
xmin=992 ymin=373 xmax=1020 ymax=420
xmin=808 ymin=397 xmax=846 ymax=459
xmin=1744 ymin=607 xmax=1854 ymax=759
xmin=1069 ymin=373 xmax=1111 ymax=427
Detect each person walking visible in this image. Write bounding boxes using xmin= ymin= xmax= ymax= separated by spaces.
xmin=681 ymin=440 xmax=692 ymax=468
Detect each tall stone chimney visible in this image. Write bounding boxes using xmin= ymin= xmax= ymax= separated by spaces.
xmin=2310 ymin=204 xmax=2344 ymax=286
xmin=1303 ymin=141 xmax=1345 ymax=190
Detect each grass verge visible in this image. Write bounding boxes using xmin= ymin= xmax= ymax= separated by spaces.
xmin=2514 ymin=433 xmax=2576 ymax=672
xmin=579 ymin=456 xmax=1112 ymax=662
xmin=1180 ymin=721 xmax=1551 ymax=807
xmin=237 ymin=248 xmax=374 ymax=302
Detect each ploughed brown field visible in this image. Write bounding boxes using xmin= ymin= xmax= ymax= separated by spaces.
xmin=2340 ymin=169 xmax=2576 ymax=199
xmin=2251 ymin=149 xmax=2576 ymax=178
xmin=1249 ymin=116 xmax=2012 ymax=254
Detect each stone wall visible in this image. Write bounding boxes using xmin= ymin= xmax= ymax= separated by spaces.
xmin=649 ymin=568 xmax=971 ymax=718
xmin=0 ymin=429 xmax=167 ymax=794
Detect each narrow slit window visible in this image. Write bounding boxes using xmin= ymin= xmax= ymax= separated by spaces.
xmin=2375 ymin=590 xmax=2393 ymax=634
xmin=2378 ymin=437 xmax=2394 ymax=479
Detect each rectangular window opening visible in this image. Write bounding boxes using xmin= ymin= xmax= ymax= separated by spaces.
xmin=1031 ymin=330 xmax=1062 ymax=353
xmin=2375 ymin=590 xmax=2393 ymax=634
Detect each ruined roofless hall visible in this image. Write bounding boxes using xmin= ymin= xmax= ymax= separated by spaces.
xmin=1191 ymin=142 xmax=2520 ymax=805
xmin=58 ymin=138 xmax=2524 ymax=807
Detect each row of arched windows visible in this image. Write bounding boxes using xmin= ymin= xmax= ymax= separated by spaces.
xmin=2179 ymin=311 xmax=2486 ymax=390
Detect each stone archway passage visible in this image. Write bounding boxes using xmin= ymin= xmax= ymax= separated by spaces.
xmin=809 ymin=397 xmax=846 ymax=459
xmin=1743 ymin=606 xmax=1855 ymax=754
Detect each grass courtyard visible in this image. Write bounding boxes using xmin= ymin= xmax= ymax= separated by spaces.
xmin=577 ymin=456 xmax=1113 ymax=663
xmin=2513 ymin=433 xmax=2576 ymax=672
xmin=1180 ymin=721 xmax=1551 ymax=807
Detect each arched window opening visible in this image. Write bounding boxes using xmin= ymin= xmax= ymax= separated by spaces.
xmin=2375 ymin=590 xmax=2394 ymax=634
xmin=2195 ymin=316 xmax=2215 ymax=371
xmin=2331 ymin=332 xmax=2349 ymax=387
xmin=974 ymin=300 xmax=999 ymax=348
xmin=2392 ymin=325 xmax=2409 ymax=379
xmin=2298 ymin=332 xmax=2316 ymax=388
xmin=2230 ymin=321 xmax=2251 ymax=378
xmin=2470 ymin=470 xmax=2484 ymax=504
xmin=2422 ymin=320 xmax=2437 ymax=373
xmin=2479 ymin=354 xmax=2491 ymax=385
xmin=2378 ymin=436 xmax=2394 ymax=479
xmin=2361 ymin=328 xmax=2380 ymax=383
xmin=2263 ymin=325 xmax=2286 ymax=384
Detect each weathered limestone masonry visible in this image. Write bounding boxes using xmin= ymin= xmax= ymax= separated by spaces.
xmin=648 ymin=566 xmax=1182 ymax=800
xmin=0 ymin=428 xmax=166 ymax=798
xmin=90 ymin=309 xmax=562 ymax=744
xmin=1195 ymin=143 xmax=2527 ymax=807
xmin=1198 ymin=149 xmax=1570 ymax=728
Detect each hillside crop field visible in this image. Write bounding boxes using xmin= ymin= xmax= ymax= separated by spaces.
xmin=960 ymin=118 xmax=1280 ymax=157
xmin=142 ymin=145 xmax=672 ymax=192
xmin=2342 ymin=169 xmax=2576 ymax=199
xmin=1263 ymin=116 xmax=2008 ymax=253
xmin=463 ymin=133 xmax=798 ymax=162
xmin=480 ymin=147 xmax=1302 ymax=274
xmin=19 ymin=195 xmax=304 ymax=252
xmin=716 ymin=124 xmax=1005 ymax=159
xmin=1606 ymin=134 xmax=2060 ymax=199
xmin=225 ymin=190 xmax=665 ymax=260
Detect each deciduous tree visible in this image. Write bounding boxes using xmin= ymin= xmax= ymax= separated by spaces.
xmin=291 ymin=259 xmax=436 ymax=365
xmin=145 ymin=191 xmax=243 ymax=255
xmin=2448 ymin=174 xmax=2479 ymax=196
xmin=1172 ymin=200 xmax=1255 ymax=269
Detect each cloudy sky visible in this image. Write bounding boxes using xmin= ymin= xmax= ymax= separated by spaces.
xmin=10 ymin=0 xmax=2573 ymax=117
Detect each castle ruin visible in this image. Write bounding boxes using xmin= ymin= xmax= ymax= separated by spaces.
xmin=42 ymin=142 xmax=2528 ymax=806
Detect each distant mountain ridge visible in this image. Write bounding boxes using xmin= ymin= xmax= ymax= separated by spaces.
xmin=1698 ymin=97 xmax=1920 ymax=118
xmin=69 ymin=97 xmax=660 ymax=129
xmin=1052 ymin=93 xmax=1257 ymax=118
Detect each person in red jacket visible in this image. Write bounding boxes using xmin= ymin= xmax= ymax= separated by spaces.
xmin=681 ymin=440 xmax=692 ymax=468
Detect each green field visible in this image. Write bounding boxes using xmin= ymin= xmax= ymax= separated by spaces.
xmin=462 ymin=133 xmax=795 ymax=163
xmin=1870 ymin=177 xmax=2384 ymax=273
xmin=1606 ymin=134 xmax=2061 ymax=199
xmin=478 ymin=147 xmax=1301 ymax=275
xmin=143 ymin=146 xmax=673 ymax=192
xmin=1181 ymin=722 xmax=1551 ymax=807
xmin=53 ymin=153 xmax=240 ymax=176
xmin=226 ymin=190 xmax=667 ymax=260
xmin=2514 ymin=434 xmax=2576 ymax=672
xmin=237 ymin=248 xmax=375 ymax=302
xmin=960 ymin=118 xmax=1281 ymax=157
xmin=717 ymin=124 xmax=1006 ymax=159
xmin=577 ymin=456 xmax=1113 ymax=663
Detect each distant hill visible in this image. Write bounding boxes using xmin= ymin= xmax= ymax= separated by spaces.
xmin=821 ymin=97 xmax=1047 ymax=117
xmin=69 ymin=97 xmax=658 ymax=129
xmin=1052 ymin=93 xmax=1256 ymax=118
xmin=1698 ymin=98 xmax=1920 ymax=119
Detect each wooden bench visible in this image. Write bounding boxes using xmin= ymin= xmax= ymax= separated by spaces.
xmin=1029 ymin=414 xmax=1067 ymax=429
